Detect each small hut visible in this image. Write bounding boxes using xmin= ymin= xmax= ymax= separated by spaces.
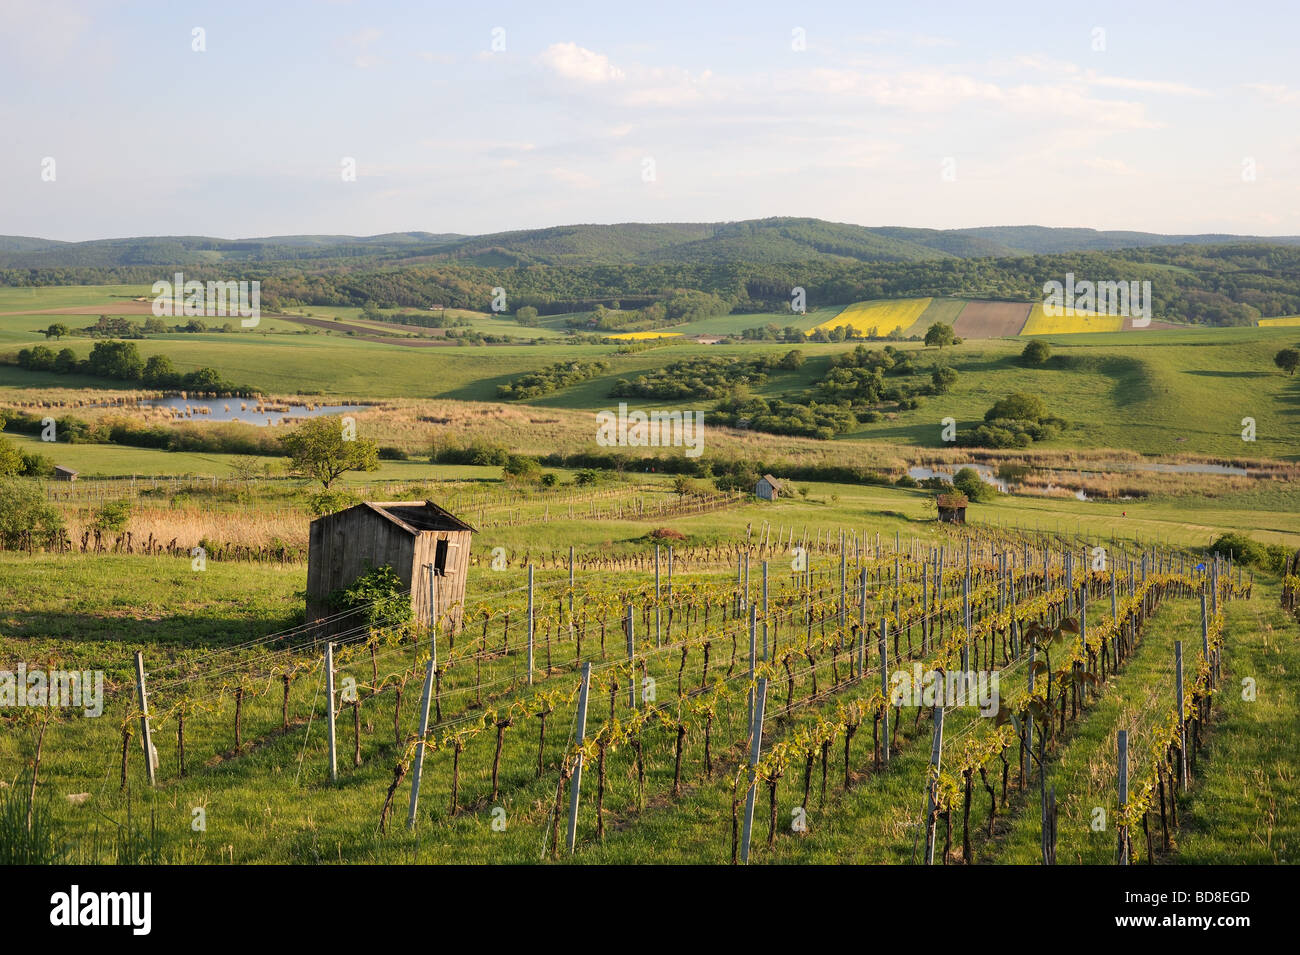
xmin=936 ymin=492 xmax=968 ymax=524
xmin=53 ymin=466 xmax=78 ymax=482
xmin=306 ymin=501 xmax=474 ymax=637
xmin=756 ymin=474 xmax=783 ymax=501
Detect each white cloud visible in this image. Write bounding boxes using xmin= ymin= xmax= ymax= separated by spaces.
xmin=539 ymin=43 xmax=625 ymax=84
xmin=1242 ymin=83 xmax=1300 ymax=104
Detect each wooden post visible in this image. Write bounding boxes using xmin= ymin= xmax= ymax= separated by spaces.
xmin=406 ymin=609 xmax=437 ymax=829
xmin=1175 ymin=641 xmax=1188 ymax=788
xmin=858 ymin=569 xmax=867 ymax=678
xmin=1200 ymin=592 xmax=1210 ymax=685
xmin=133 ymin=650 xmax=156 ymax=787
xmin=625 ymin=604 xmax=636 ymax=710
xmin=655 ymin=545 xmax=662 ymax=647
xmin=566 ymin=662 xmax=592 ymax=853
xmin=762 ymin=561 xmax=769 ymax=660
xmin=527 ymin=563 xmax=535 ymax=686
xmin=325 ymin=641 xmax=338 ymax=784
xmin=747 ymin=604 xmax=757 ymax=729
xmin=568 ymin=545 xmax=575 ymax=641
xmin=923 ymin=705 xmax=945 ymax=864
xmin=1117 ymin=729 xmax=1129 ymax=865
xmin=879 ymin=619 xmax=889 ymax=766
xmin=740 ymin=677 xmax=768 ymax=864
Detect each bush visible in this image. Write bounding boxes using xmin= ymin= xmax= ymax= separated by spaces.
xmin=984 ymin=393 xmax=1047 ymax=422
xmin=952 ymin=467 xmax=995 ymax=502
xmin=328 ymin=564 xmax=411 ymax=628
xmin=1208 ymin=533 xmax=1268 ymax=569
xmin=1021 ymin=340 xmax=1052 ymax=364
xmin=377 ymin=446 xmax=408 ymax=461
xmin=92 ymin=499 xmax=132 ymax=533
xmin=306 ymin=488 xmax=361 ymax=516
xmin=0 ymin=479 xmax=65 ymax=548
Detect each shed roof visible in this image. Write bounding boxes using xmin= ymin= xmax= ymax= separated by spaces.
xmin=54 ymin=465 xmax=78 ymax=475
xmin=759 ymin=474 xmax=782 ymax=489
xmin=936 ymin=493 xmax=969 ymax=508
xmin=316 ymin=500 xmax=475 ymax=534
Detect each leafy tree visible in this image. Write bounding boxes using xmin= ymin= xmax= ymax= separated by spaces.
xmin=924 ymin=323 xmax=958 ymax=348
xmin=1021 ymin=340 xmax=1051 ymax=364
xmin=53 ymin=348 xmax=79 ymax=373
xmin=86 ymin=340 xmax=144 ymax=380
xmin=931 ymin=366 xmax=958 ymax=394
xmin=779 ymin=349 xmax=805 ymax=370
xmin=515 ymin=305 xmax=540 ymax=326
xmin=1275 ymin=347 xmax=1300 ymax=376
xmin=45 ymin=323 xmax=69 ymax=339
xmin=142 ymin=354 xmax=177 ymax=386
xmin=985 ymin=392 xmax=1047 ymax=422
xmin=952 ymin=467 xmax=994 ymax=502
xmin=281 ymin=416 xmax=379 ymax=489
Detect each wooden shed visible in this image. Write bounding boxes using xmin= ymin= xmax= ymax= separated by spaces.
xmin=756 ymin=474 xmax=782 ymax=501
xmin=936 ymin=492 xmax=968 ymax=524
xmin=306 ymin=501 xmax=474 ymax=637
xmin=54 ymin=466 xmax=78 ymax=482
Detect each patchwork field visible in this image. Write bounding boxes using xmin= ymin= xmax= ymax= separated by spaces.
xmin=904 ymin=297 xmax=968 ymax=336
xmin=1022 ymin=304 xmax=1125 ymax=335
xmin=952 ymin=300 xmax=1031 ymax=338
xmin=815 ymin=297 xmax=931 ymax=336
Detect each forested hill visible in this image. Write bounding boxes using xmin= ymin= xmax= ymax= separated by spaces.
xmin=4 ymin=218 xmax=1298 ymax=270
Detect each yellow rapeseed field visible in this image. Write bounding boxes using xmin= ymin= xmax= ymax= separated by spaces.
xmin=1257 ymin=315 xmax=1300 ymax=327
xmin=812 ymin=298 xmax=931 ymax=336
xmin=608 ymin=331 xmax=683 ymax=340
xmin=1021 ymin=303 xmax=1125 ymax=335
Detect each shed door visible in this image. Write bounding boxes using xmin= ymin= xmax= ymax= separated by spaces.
xmin=435 ymin=538 xmax=449 ymax=576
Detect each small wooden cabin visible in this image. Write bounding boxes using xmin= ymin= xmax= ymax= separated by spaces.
xmin=936 ymin=492 xmax=968 ymax=524
xmin=54 ymin=466 xmax=78 ymax=482
xmin=306 ymin=501 xmax=474 ymax=637
xmin=756 ymin=474 xmax=782 ymax=501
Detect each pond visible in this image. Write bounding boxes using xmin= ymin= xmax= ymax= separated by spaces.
xmin=137 ymin=397 xmax=369 ymax=426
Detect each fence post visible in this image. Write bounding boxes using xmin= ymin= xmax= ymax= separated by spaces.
xmin=1175 ymin=641 xmax=1188 ymax=788
xmin=762 ymin=561 xmax=769 ymax=660
xmin=527 ymin=563 xmax=535 ymax=686
xmin=568 ymin=545 xmax=575 ymax=642
xmin=748 ymin=604 xmax=757 ymax=730
xmin=133 ymin=651 xmax=156 ymax=787
xmin=923 ymin=705 xmax=945 ymax=864
xmin=740 ymin=677 xmax=768 ymax=864
xmin=566 ymin=661 xmax=592 ymax=852
xmin=325 ymin=641 xmax=338 ymax=784
xmin=406 ymin=604 xmax=438 ymax=829
xmin=1200 ymin=592 xmax=1210 ymax=686
xmin=1117 ymin=729 xmax=1129 ymax=865
xmin=655 ymin=545 xmax=662 ymax=647
xmin=625 ymin=604 xmax=636 ymax=710
xmin=879 ymin=619 xmax=890 ymax=766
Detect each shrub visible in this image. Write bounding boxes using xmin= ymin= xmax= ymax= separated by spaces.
xmin=1021 ymin=340 xmax=1052 ymax=364
xmin=0 ymin=478 xmax=65 ymax=548
xmin=952 ymin=467 xmax=995 ymax=502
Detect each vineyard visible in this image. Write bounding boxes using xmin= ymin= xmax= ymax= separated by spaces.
xmin=5 ymin=523 xmax=1272 ymax=866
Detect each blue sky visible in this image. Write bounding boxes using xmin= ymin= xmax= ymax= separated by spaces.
xmin=2 ymin=0 xmax=1298 ymax=240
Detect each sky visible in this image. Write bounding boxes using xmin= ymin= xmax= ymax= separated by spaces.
xmin=2 ymin=0 xmax=1298 ymax=241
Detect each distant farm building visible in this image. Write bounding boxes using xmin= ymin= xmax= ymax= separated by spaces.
xmin=937 ymin=493 xmax=969 ymax=524
xmin=53 ymin=466 xmax=78 ymax=482
xmin=306 ymin=501 xmax=474 ymax=637
xmin=756 ymin=474 xmax=783 ymax=501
